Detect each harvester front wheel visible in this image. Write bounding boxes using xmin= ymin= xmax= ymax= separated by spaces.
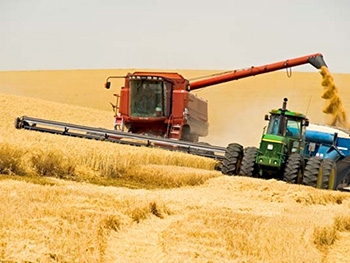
xmin=180 ymin=126 xmax=191 ymax=142
xmin=222 ymin=143 xmax=243 ymax=175
xmin=303 ymin=157 xmax=322 ymax=188
xmin=321 ymin=159 xmax=337 ymax=190
xmin=190 ymin=142 xmax=214 ymax=158
xmin=239 ymin=147 xmax=259 ymax=177
xmin=283 ymin=153 xmax=304 ymax=184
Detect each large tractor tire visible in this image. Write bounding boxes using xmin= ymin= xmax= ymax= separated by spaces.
xmin=221 ymin=143 xmax=243 ymax=176
xmin=239 ymin=147 xmax=259 ymax=177
xmin=320 ymin=159 xmax=337 ymax=190
xmin=303 ymin=157 xmax=322 ymax=188
xmin=283 ymin=153 xmax=304 ymax=184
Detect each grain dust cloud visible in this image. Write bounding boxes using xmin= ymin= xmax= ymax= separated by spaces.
xmin=320 ymin=66 xmax=349 ymax=130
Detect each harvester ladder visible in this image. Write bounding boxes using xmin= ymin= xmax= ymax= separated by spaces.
xmin=167 ymin=114 xmax=183 ymax=140
xmin=170 ymin=124 xmax=182 ymax=140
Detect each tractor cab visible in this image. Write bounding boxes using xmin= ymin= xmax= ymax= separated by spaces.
xmin=267 ymin=114 xmax=304 ymax=138
xmin=257 ymin=98 xmax=308 ymax=172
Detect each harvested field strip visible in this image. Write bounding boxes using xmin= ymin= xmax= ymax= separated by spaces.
xmin=4 ymin=175 xmax=343 ymax=263
xmin=0 ymin=180 xmax=172 ymax=262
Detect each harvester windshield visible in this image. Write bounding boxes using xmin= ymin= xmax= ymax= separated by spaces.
xmin=129 ymin=79 xmax=170 ymax=117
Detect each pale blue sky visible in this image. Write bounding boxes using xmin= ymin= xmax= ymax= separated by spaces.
xmin=1 ymin=0 xmax=349 ymax=72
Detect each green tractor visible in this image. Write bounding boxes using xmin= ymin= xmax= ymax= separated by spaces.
xmin=222 ymin=98 xmax=309 ymax=182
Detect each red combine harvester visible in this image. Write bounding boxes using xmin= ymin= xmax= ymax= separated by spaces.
xmin=16 ymin=53 xmax=327 ymax=159
xmin=104 ymin=53 xmax=327 ymax=142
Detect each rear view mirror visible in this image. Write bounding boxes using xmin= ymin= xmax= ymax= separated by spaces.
xmin=264 ymin=114 xmax=269 ymax=121
xmin=105 ymin=82 xmax=111 ymax=89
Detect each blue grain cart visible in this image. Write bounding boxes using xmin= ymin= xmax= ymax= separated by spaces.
xmin=303 ymin=124 xmax=350 ymax=190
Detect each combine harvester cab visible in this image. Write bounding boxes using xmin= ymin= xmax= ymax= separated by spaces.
xmin=222 ymin=98 xmax=350 ymax=191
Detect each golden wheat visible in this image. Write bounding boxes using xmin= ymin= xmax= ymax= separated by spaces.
xmin=1 ymin=69 xmax=350 ymax=262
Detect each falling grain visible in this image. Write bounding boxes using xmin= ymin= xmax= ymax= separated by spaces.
xmin=320 ymin=66 xmax=349 ymax=129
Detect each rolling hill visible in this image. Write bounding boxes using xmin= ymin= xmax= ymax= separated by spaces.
xmin=0 ymin=68 xmax=350 ymax=262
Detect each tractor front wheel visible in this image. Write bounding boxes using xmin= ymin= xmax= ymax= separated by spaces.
xmin=283 ymin=153 xmax=304 ymax=184
xmin=222 ymin=143 xmax=243 ymax=176
xmin=239 ymin=147 xmax=259 ymax=177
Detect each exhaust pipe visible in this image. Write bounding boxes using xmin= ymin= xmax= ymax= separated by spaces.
xmin=277 ymin=98 xmax=288 ymax=135
xmin=282 ymin=98 xmax=288 ymax=111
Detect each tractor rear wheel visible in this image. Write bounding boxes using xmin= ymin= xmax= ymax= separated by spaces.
xmin=239 ymin=147 xmax=259 ymax=177
xmin=283 ymin=153 xmax=304 ymax=184
xmin=321 ymin=159 xmax=337 ymax=190
xmin=303 ymin=157 xmax=322 ymax=188
xmin=222 ymin=143 xmax=243 ymax=175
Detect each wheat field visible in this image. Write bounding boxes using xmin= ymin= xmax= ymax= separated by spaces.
xmin=0 ymin=68 xmax=350 ymax=262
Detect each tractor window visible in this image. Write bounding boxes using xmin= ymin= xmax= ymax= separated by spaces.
xmin=267 ymin=115 xmax=281 ymax=135
xmin=130 ymin=80 xmax=167 ymax=117
xmin=286 ymin=118 xmax=302 ymax=138
xmin=267 ymin=115 xmax=302 ymax=138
